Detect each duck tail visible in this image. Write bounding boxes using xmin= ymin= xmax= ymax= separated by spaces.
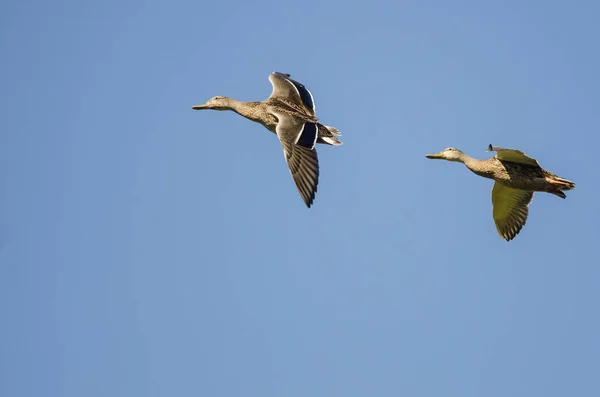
xmin=549 ymin=190 xmax=567 ymax=199
xmin=324 ymin=125 xmax=341 ymax=136
xmin=554 ymin=176 xmax=575 ymax=190
xmin=317 ymin=124 xmax=343 ymax=146
xmin=319 ymin=135 xmax=343 ymax=146
xmin=546 ymin=175 xmax=575 ymax=199
xmin=550 ymin=176 xmax=575 ymax=191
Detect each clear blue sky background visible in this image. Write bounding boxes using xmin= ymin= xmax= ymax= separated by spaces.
xmin=1 ymin=1 xmax=599 ymax=396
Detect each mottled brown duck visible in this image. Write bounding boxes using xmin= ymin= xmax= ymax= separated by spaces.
xmin=192 ymin=72 xmax=342 ymax=208
xmin=426 ymin=145 xmax=575 ymax=241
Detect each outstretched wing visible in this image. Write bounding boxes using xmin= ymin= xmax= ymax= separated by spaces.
xmin=487 ymin=144 xmax=540 ymax=167
xmin=268 ymin=72 xmax=316 ymax=116
xmin=279 ymin=140 xmax=320 ymax=208
xmin=491 ymin=182 xmax=534 ymax=241
xmin=271 ymin=110 xmax=319 ymax=207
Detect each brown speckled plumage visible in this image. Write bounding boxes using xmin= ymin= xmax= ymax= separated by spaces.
xmin=426 ymin=145 xmax=575 ymax=241
xmin=467 ymin=157 xmax=560 ymax=192
xmin=192 ymin=72 xmax=342 ymax=208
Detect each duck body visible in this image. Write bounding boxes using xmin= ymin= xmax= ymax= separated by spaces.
xmin=464 ymin=157 xmax=572 ymax=197
xmin=426 ymin=145 xmax=575 ymax=241
xmin=230 ymin=98 xmax=341 ymax=146
xmin=193 ymin=72 xmax=342 ymax=208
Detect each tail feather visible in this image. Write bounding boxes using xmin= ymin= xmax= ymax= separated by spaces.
xmin=547 ymin=175 xmax=574 ymax=199
xmin=324 ymin=125 xmax=341 ymax=136
xmin=554 ymin=176 xmax=575 ymax=190
xmin=316 ymin=124 xmax=343 ymax=146
xmin=318 ymin=135 xmax=343 ymax=146
xmin=550 ymin=190 xmax=567 ymax=199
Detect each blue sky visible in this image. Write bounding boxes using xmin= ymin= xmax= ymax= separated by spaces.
xmin=1 ymin=0 xmax=599 ymax=396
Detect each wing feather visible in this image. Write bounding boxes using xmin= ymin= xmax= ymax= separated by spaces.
xmin=270 ymin=109 xmax=319 ymax=207
xmin=268 ymin=72 xmax=316 ymax=116
xmin=280 ymin=140 xmax=319 ymax=207
xmin=491 ymin=182 xmax=534 ymax=241
xmin=487 ymin=144 xmax=540 ymax=167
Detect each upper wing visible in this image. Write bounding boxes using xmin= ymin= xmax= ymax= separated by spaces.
xmin=268 ymin=72 xmax=316 ymax=116
xmin=487 ymin=144 xmax=540 ymax=167
xmin=491 ymin=182 xmax=534 ymax=241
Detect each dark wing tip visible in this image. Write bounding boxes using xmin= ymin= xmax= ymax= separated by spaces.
xmin=289 ymin=146 xmax=319 ymax=209
xmin=304 ymin=196 xmax=314 ymax=208
xmin=507 ymin=229 xmax=520 ymax=241
xmin=297 ymin=182 xmax=316 ymax=208
xmin=298 ymin=165 xmax=319 ymax=208
xmin=502 ymin=229 xmax=518 ymax=242
xmin=488 ymin=145 xmax=506 ymax=152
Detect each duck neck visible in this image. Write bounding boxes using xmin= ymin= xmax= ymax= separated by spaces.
xmin=457 ymin=152 xmax=476 ymax=166
xmin=460 ymin=153 xmax=493 ymax=179
xmin=226 ymin=99 xmax=262 ymax=123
